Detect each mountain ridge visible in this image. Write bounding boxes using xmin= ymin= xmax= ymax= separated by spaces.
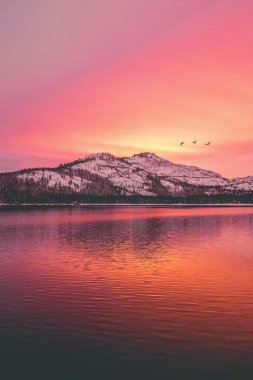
xmin=0 ymin=152 xmax=252 ymax=203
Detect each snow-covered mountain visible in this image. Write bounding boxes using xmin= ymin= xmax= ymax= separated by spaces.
xmin=227 ymin=176 xmax=253 ymax=192
xmin=0 ymin=152 xmax=252 ymax=202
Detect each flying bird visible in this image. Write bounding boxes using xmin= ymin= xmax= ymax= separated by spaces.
xmin=205 ymin=142 xmax=211 ymax=146
xmin=192 ymin=140 xmax=197 ymax=144
xmin=180 ymin=142 xmax=184 ymax=146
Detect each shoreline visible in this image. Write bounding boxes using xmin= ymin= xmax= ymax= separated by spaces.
xmin=1 ymin=203 xmax=253 ymax=208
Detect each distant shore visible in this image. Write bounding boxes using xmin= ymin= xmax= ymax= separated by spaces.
xmin=1 ymin=203 xmax=253 ymax=208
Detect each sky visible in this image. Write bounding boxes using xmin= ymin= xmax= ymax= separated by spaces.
xmin=0 ymin=0 xmax=253 ymax=177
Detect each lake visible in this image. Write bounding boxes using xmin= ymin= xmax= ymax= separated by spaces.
xmin=0 ymin=206 xmax=253 ymax=379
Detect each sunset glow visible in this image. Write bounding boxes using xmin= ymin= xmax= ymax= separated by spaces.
xmin=1 ymin=1 xmax=253 ymax=176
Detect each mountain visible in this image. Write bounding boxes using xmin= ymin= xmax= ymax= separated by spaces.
xmin=0 ymin=152 xmax=252 ymax=204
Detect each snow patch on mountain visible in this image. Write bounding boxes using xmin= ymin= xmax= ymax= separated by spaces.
xmin=228 ymin=176 xmax=253 ymax=191
xmin=125 ymin=153 xmax=229 ymax=187
xmin=72 ymin=153 xmax=155 ymax=196
xmin=18 ymin=170 xmax=90 ymax=192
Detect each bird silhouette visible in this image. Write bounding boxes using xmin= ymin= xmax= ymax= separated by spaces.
xmin=205 ymin=142 xmax=211 ymax=146
xmin=180 ymin=142 xmax=184 ymax=146
xmin=192 ymin=140 xmax=197 ymax=144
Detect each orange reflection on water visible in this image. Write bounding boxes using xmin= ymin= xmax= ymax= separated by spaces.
xmin=1 ymin=206 xmax=253 ymax=372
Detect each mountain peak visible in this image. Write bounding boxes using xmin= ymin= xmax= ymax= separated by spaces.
xmin=132 ymin=152 xmax=162 ymax=160
xmin=86 ymin=152 xmax=116 ymax=160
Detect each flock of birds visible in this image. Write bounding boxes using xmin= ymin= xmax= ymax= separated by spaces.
xmin=180 ymin=140 xmax=211 ymax=146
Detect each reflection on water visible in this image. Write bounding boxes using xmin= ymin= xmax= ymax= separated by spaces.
xmin=0 ymin=206 xmax=253 ymax=379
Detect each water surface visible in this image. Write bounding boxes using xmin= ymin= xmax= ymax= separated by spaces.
xmin=0 ymin=206 xmax=253 ymax=379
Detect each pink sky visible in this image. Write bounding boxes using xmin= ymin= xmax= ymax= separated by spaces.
xmin=1 ymin=0 xmax=253 ymax=177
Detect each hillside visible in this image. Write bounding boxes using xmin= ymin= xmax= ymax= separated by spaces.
xmin=0 ymin=152 xmax=252 ymax=204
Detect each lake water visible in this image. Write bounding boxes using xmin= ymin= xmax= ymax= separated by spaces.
xmin=0 ymin=206 xmax=253 ymax=379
